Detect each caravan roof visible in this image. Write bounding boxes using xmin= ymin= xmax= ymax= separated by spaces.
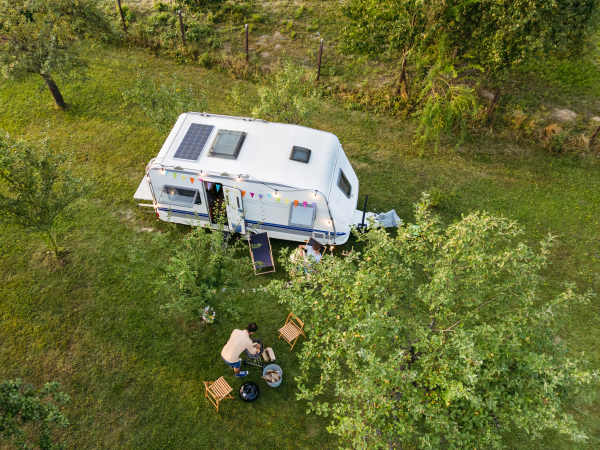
xmin=155 ymin=113 xmax=342 ymax=197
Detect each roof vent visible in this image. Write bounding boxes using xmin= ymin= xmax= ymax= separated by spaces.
xmin=290 ymin=146 xmax=311 ymax=163
xmin=208 ymin=130 xmax=246 ymax=160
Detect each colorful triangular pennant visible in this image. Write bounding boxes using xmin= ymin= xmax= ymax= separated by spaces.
xmin=207 ymin=182 xmax=213 ymax=190
xmin=294 ymin=200 xmax=298 ymax=208
xmin=250 ymin=193 xmax=254 ymax=198
xmin=276 ymin=197 xmax=281 ymax=203
xmin=190 ymin=178 xmax=195 ymax=184
xmin=267 ymin=194 xmax=272 ymax=199
xmin=164 ymin=170 xmax=169 ymax=176
xmin=182 ymin=175 xmax=186 ymax=180
xmin=312 ymin=202 xmax=317 ymax=209
xmin=259 ymin=194 xmax=263 ymax=200
xmin=303 ymin=201 xmax=307 ymax=209
xmin=241 ymin=190 xmax=246 ymax=197
xmin=285 ymin=199 xmax=289 ymax=205
xmin=173 ymin=173 xmax=177 ymax=179
xmin=216 ymin=184 xmax=220 ymax=192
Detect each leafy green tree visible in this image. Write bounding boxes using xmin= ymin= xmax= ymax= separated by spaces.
xmin=0 ymin=131 xmax=90 ymax=258
xmin=269 ymin=193 xmax=596 ymax=450
xmin=0 ymin=379 xmax=70 ymax=450
xmin=340 ymin=0 xmax=428 ymax=97
xmin=249 ymin=61 xmax=320 ymax=125
xmin=122 ymin=72 xmax=207 ymax=133
xmin=150 ymin=208 xmax=253 ymax=322
xmin=444 ymin=0 xmax=600 ymax=82
xmin=0 ymin=0 xmax=113 ymax=108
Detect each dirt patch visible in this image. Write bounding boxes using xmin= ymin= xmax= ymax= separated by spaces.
xmin=553 ymin=108 xmax=577 ymax=122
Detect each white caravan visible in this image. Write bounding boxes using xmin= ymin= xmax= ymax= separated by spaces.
xmin=134 ymin=112 xmax=359 ymax=245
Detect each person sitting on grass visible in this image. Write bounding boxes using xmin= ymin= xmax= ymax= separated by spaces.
xmin=221 ymin=323 xmax=260 ymax=378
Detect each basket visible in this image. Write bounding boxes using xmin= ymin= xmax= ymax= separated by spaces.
xmin=262 ymin=364 xmax=283 ymax=387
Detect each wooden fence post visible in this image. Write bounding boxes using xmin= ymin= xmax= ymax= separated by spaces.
xmin=116 ymin=0 xmax=127 ymax=33
xmin=245 ymin=24 xmax=249 ymax=63
xmin=316 ymin=38 xmax=323 ymax=82
xmin=178 ymin=10 xmax=186 ymax=46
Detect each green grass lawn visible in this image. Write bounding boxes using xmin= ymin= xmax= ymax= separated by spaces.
xmin=0 ymin=43 xmax=599 ymax=449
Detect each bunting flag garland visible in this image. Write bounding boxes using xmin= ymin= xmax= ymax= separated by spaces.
xmin=312 ymin=202 xmax=317 ymax=209
xmin=250 ymin=193 xmax=254 ymax=198
xmin=207 ymin=182 xmax=213 ymax=190
xmin=276 ymin=198 xmax=281 ymax=204
xmin=164 ymin=170 xmax=169 ymax=176
xmin=182 ymin=175 xmax=186 ymax=180
xmin=241 ymin=191 xmax=246 ymax=197
xmin=294 ymin=200 xmax=299 ymax=208
xmin=216 ymin=184 xmax=221 ymax=192
xmin=267 ymin=194 xmax=272 ymax=199
xmin=303 ymin=201 xmax=307 ymax=209
xmin=173 ymin=173 xmax=177 ymax=179
xmin=259 ymin=194 xmax=263 ymax=200
xmin=190 ymin=178 xmax=195 ymax=184
xmin=285 ymin=199 xmax=290 ymax=205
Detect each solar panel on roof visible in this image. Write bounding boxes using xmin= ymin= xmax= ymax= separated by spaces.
xmin=173 ymin=124 xmax=214 ymax=161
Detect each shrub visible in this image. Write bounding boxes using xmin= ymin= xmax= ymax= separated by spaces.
xmin=186 ymin=21 xmax=213 ymax=43
xmin=294 ymin=5 xmax=305 ymax=19
xmin=153 ymin=1 xmax=169 ymax=12
xmin=199 ymin=52 xmax=214 ymax=68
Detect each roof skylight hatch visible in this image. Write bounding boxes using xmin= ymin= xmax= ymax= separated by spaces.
xmin=208 ymin=130 xmax=246 ymax=160
xmin=289 ymin=146 xmax=311 ymax=163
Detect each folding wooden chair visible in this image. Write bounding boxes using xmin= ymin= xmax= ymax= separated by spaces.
xmin=278 ymin=313 xmax=306 ymax=351
xmin=248 ymin=232 xmax=276 ymax=275
xmin=203 ymin=376 xmax=234 ymax=412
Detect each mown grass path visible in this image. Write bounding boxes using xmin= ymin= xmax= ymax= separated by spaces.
xmin=0 ymin=44 xmax=598 ymax=449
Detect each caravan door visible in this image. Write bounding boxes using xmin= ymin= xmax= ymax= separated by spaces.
xmin=224 ymin=187 xmax=246 ymax=233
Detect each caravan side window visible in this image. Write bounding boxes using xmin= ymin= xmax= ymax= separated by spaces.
xmin=288 ymin=203 xmax=315 ymax=228
xmin=337 ymin=170 xmax=352 ymax=198
xmin=159 ymin=186 xmax=199 ymax=207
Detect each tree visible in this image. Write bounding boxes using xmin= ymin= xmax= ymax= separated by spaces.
xmin=340 ymin=0 xmax=429 ymax=98
xmin=149 ymin=207 xmax=253 ymax=322
xmin=122 ymin=72 xmax=208 ymax=133
xmin=249 ymin=61 xmax=321 ymax=125
xmin=0 ymin=0 xmax=113 ymax=108
xmin=0 ymin=131 xmax=90 ymax=258
xmin=443 ymin=0 xmax=600 ymax=83
xmin=269 ymin=193 xmax=596 ymax=449
xmin=341 ymin=0 xmax=600 ymax=89
xmin=0 ymin=379 xmax=70 ymax=450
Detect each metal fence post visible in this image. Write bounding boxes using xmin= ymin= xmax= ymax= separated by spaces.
xmin=316 ymin=38 xmax=323 ymax=82
xmin=116 ymin=0 xmax=127 ymax=33
xmin=178 ymin=10 xmax=186 ymax=46
xmin=245 ymin=24 xmax=249 ymax=63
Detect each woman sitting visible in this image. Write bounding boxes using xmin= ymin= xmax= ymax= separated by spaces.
xmin=301 ymin=241 xmax=323 ymax=263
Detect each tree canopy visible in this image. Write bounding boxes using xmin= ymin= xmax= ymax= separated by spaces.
xmin=0 ymin=131 xmax=90 ymax=257
xmin=0 ymin=0 xmax=113 ymax=108
xmin=269 ymin=194 xmax=597 ymax=449
xmin=247 ymin=61 xmax=321 ymax=126
xmin=341 ymin=0 xmax=600 ymax=81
